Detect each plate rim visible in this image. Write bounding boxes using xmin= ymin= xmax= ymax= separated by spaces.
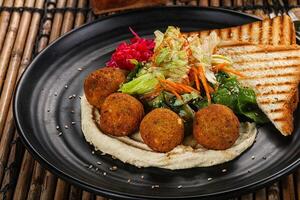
xmin=13 ymin=6 xmax=299 ymax=200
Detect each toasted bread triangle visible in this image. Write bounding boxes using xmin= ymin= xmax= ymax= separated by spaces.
xmin=216 ymin=44 xmax=300 ymax=135
xmin=185 ymin=15 xmax=299 ymax=135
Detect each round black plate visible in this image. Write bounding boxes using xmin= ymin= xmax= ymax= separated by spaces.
xmin=14 ymin=7 xmax=300 ymax=200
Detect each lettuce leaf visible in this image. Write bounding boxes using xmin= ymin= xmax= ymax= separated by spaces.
xmin=119 ymin=73 xmax=162 ymax=95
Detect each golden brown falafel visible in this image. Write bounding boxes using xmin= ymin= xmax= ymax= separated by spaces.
xmin=140 ymin=108 xmax=184 ymax=153
xmin=100 ymin=93 xmax=144 ymax=136
xmin=193 ymin=104 xmax=240 ymax=150
xmin=84 ymin=67 xmax=126 ymax=109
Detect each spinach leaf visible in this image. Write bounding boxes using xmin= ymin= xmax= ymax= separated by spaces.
xmin=213 ymin=72 xmax=269 ymax=124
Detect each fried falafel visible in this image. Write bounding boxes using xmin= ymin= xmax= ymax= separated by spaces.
xmin=140 ymin=108 xmax=184 ymax=153
xmin=84 ymin=67 xmax=126 ymax=109
xmin=193 ymin=104 xmax=240 ymax=150
xmin=100 ymin=93 xmax=144 ymax=136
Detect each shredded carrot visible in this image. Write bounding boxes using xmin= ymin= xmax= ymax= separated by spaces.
xmin=197 ymin=65 xmax=211 ymax=104
xmin=158 ymin=78 xmax=199 ymax=100
xmin=213 ymin=63 xmax=246 ymax=77
xmin=192 ymin=68 xmax=200 ymax=91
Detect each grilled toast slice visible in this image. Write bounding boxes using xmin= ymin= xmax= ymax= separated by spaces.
xmin=215 ymin=44 xmax=300 ymax=135
xmin=185 ymin=15 xmax=296 ymax=46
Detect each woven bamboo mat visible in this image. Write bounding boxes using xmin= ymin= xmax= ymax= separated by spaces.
xmin=0 ymin=0 xmax=300 ymax=199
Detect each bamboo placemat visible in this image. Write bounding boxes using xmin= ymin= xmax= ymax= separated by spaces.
xmin=0 ymin=0 xmax=299 ymax=199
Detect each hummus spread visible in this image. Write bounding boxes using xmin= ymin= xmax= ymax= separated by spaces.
xmin=81 ymin=95 xmax=257 ymax=170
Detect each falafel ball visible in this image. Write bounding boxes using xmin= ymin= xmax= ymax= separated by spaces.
xmin=100 ymin=93 xmax=144 ymax=136
xmin=84 ymin=67 xmax=126 ymax=109
xmin=140 ymin=108 xmax=184 ymax=153
xmin=193 ymin=104 xmax=240 ymax=150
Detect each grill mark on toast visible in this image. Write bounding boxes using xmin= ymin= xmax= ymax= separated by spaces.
xmin=259 ymin=99 xmax=286 ymax=104
xmin=273 ymin=117 xmax=286 ymax=122
xmin=257 ymin=90 xmax=292 ymax=96
xmin=237 ymin=64 xmax=300 ymax=72
xmin=241 ymin=72 xmax=300 ymax=80
xmin=255 ymin=81 xmax=298 ymax=87
xmin=218 ymin=48 xmax=300 ymax=55
xmin=234 ymin=56 xmax=300 ymax=64
xmin=267 ymin=108 xmax=285 ymax=113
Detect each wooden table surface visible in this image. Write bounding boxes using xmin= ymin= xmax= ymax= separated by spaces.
xmin=0 ymin=0 xmax=300 ymax=199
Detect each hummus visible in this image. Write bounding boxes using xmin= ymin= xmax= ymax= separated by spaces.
xmin=81 ymin=95 xmax=257 ymax=170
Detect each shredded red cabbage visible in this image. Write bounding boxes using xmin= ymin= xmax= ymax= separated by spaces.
xmin=106 ymin=28 xmax=155 ymax=70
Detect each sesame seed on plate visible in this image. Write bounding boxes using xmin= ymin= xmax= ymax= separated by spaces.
xmin=103 ymin=172 xmax=107 ymax=176
xmin=177 ymin=185 xmax=183 ymax=189
xmin=88 ymin=165 xmax=93 ymax=169
xmin=263 ymin=156 xmax=267 ymax=160
xmin=251 ymin=156 xmax=255 ymax=160
xmin=71 ymin=122 xmax=76 ymax=125
xmin=110 ymin=166 xmax=118 ymax=171
xmin=56 ymin=126 xmax=60 ymax=130
xmin=95 ymin=168 xmax=99 ymax=171
xmin=207 ymin=177 xmax=212 ymax=181
xmin=72 ymin=94 xmax=76 ymax=98
xmin=222 ymin=169 xmax=227 ymax=173
xmin=141 ymin=175 xmax=144 ymax=179
xmin=68 ymin=95 xmax=73 ymax=99
xmin=64 ymin=85 xmax=68 ymax=89
xmin=64 ymin=125 xmax=69 ymax=129
xmin=58 ymin=132 xmax=62 ymax=136
xmin=127 ymin=179 xmax=131 ymax=183
xmin=54 ymin=92 xmax=58 ymax=96
xmin=97 ymin=161 xmax=102 ymax=165
xmin=78 ymin=67 xmax=83 ymax=71
xmin=151 ymin=185 xmax=159 ymax=189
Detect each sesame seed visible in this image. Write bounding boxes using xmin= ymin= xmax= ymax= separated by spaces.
xmin=56 ymin=126 xmax=60 ymax=130
xmin=207 ymin=177 xmax=212 ymax=181
xmin=88 ymin=165 xmax=93 ymax=169
xmin=97 ymin=161 xmax=102 ymax=165
xmin=103 ymin=172 xmax=107 ymax=176
xmin=64 ymin=85 xmax=68 ymax=89
xmin=64 ymin=125 xmax=69 ymax=129
xmin=91 ymin=151 xmax=95 ymax=154
xmin=79 ymin=96 xmax=82 ymax=99
xmin=222 ymin=169 xmax=227 ymax=173
xmin=58 ymin=132 xmax=62 ymax=136
xmin=68 ymin=96 xmax=73 ymax=99
xmin=109 ymin=166 xmax=118 ymax=171
xmin=127 ymin=179 xmax=131 ymax=183
xmin=72 ymin=94 xmax=76 ymax=98
xmin=177 ymin=185 xmax=183 ymax=189
xmin=263 ymin=156 xmax=267 ymax=160
xmin=78 ymin=67 xmax=83 ymax=71
xmin=71 ymin=122 xmax=76 ymax=125
xmin=141 ymin=175 xmax=144 ymax=179
xmin=251 ymin=156 xmax=255 ymax=160
xmin=71 ymin=110 xmax=75 ymax=114
xmin=95 ymin=168 xmax=99 ymax=171
xmin=54 ymin=92 xmax=58 ymax=96
xmin=151 ymin=185 xmax=159 ymax=188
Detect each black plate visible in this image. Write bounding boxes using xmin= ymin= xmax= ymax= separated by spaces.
xmin=14 ymin=7 xmax=300 ymax=200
